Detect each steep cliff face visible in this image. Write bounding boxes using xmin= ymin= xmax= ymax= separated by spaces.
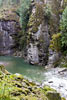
xmin=0 ymin=7 xmax=21 ymax=55
xmin=26 ymin=0 xmax=65 ymax=66
xmin=27 ymin=1 xmax=50 ymax=65
xmin=0 ymin=21 xmax=20 ymax=55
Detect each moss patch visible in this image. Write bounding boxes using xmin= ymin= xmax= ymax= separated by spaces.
xmin=27 ymin=3 xmax=44 ymax=42
xmin=0 ymin=65 xmax=47 ymax=100
xmin=0 ymin=6 xmax=19 ymax=21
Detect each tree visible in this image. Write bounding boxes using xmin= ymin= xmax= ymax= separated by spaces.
xmin=18 ymin=0 xmax=31 ymax=32
xmin=16 ymin=0 xmax=31 ymax=49
xmin=60 ymin=6 xmax=67 ymax=51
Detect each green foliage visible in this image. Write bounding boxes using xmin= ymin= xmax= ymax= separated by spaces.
xmin=43 ymin=5 xmax=51 ymax=19
xmin=60 ymin=6 xmax=67 ymax=51
xmin=51 ymin=6 xmax=67 ymax=53
xmin=62 ymin=63 xmax=67 ymax=67
xmin=60 ymin=6 xmax=67 ymax=32
xmin=16 ymin=0 xmax=31 ymax=49
xmin=18 ymin=0 xmax=31 ymax=32
xmin=50 ymin=33 xmax=62 ymax=52
xmin=61 ymin=57 xmax=67 ymax=68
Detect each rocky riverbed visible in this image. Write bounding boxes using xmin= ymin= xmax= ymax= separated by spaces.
xmin=42 ymin=68 xmax=67 ymax=99
xmin=0 ymin=56 xmax=67 ymax=99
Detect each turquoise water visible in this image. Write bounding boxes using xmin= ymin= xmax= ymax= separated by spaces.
xmin=0 ymin=56 xmax=46 ymax=83
xmin=0 ymin=57 xmax=67 ymax=98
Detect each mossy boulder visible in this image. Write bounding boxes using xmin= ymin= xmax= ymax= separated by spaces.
xmin=14 ymin=73 xmax=24 ymax=80
xmin=43 ymin=86 xmax=56 ymax=93
xmin=43 ymin=86 xmax=61 ymax=100
xmin=0 ymin=65 xmax=10 ymax=74
xmin=46 ymin=91 xmax=61 ymax=100
xmin=0 ymin=66 xmax=62 ymax=100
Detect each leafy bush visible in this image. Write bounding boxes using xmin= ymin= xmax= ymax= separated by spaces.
xmin=60 ymin=6 xmax=67 ymax=52
xmin=60 ymin=6 xmax=67 ymax=33
xmin=61 ymin=57 xmax=67 ymax=68
xmin=50 ymin=7 xmax=67 ymax=54
xmin=50 ymin=33 xmax=62 ymax=52
xmin=16 ymin=0 xmax=31 ymax=49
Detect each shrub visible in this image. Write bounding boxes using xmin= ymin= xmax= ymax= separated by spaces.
xmin=60 ymin=6 xmax=67 ymax=52
xmin=17 ymin=0 xmax=31 ymax=32
xmin=16 ymin=0 xmax=31 ymax=49
xmin=43 ymin=5 xmax=51 ymax=19
xmin=50 ymin=33 xmax=62 ymax=52
xmin=60 ymin=6 xmax=67 ymax=33
xmin=61 ymin=57 xmax=67 ymax=68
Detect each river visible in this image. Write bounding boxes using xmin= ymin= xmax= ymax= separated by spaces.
xmin=0 ymin=56 xmax=67 ymax=99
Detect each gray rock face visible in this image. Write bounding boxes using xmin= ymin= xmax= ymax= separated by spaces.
xmin=0 ymin=20 xmax=19 ymax=55
xmin=27 ymin=17 xmax=50 ymax=65
xmin=27 ymin=43 xmax=39 ymax=64
xmin=47 ymin=49 xmax=61 ymax=68
xmin=27 ymin=0 xmax=62 ymax=65
xmin=38 ymin=21 xmax=50 ymax=65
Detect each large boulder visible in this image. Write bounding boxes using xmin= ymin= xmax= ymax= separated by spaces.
xmin=47 ymin=50 xmax=61 ymax=68
xmin=43 ymin=86 xmax=61 ymax=100
xmin=46 ymin=91 xmax=61 ymax=100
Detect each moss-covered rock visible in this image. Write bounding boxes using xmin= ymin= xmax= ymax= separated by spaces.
xmin=43 ymin=86 xmax=61 ymax=100
xmin=50 ymin=33 xmax=62 ymax=52
xmin=0 ymin=65 xmax=62 ymax=100
xmin=0 ymin=6 xmax=19 ymax=21
xmin=43 ymin=86 xmax=56 ymax=93
xmin=27 ymin=3 xmax=44 ymax=40
xmin=46 ymin=91 xmax=61 ymax=100
xmin=0 ymin=65 xmax=10 ymax=74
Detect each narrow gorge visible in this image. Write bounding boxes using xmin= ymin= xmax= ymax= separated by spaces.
xmin=0 ymin=0 xmax=67 ymax=100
